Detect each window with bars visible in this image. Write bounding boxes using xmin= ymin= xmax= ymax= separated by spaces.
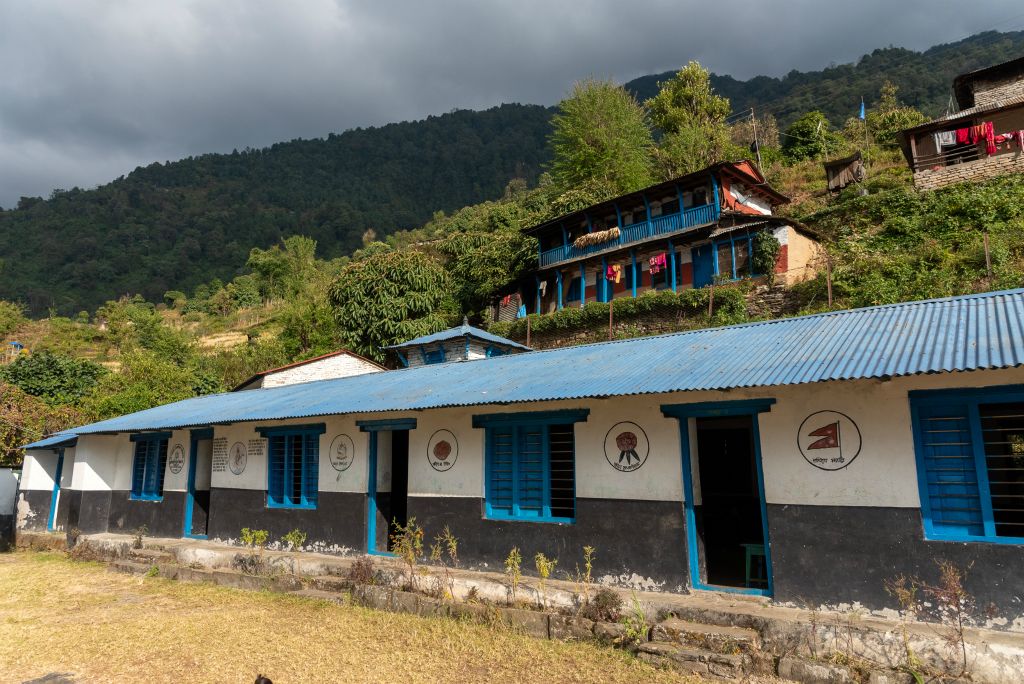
xmin=258 ymin=424 xmax=324 ymax=509
xmin=475 ymin=410 xmax=587 ymax=522
xmin=911 ymin=389 xmax=1024 ymax=542
xmin=130 ymin=433 xmax=170 ymax=500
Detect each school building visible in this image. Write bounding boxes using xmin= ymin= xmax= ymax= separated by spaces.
xmin=16 ymin=288 xmax=1024 ymax=623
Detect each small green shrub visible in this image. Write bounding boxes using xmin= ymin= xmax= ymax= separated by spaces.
xmin=534 ymin=552 xmax=558 ymax=609
xmin=132 ymin=525 xmax=148 ymax=550
xmin=582 ymin=587 xmax=623 ymax=622
xmin=347 ymin=557 xmax=376 ymax=585
xmin=281 ymin=528 xmax=308 ymax=551
xmin=505 ymin=547 xmax=523 ymax=605
xmin=622 ymin=592 xmax=649 ymax=645
xmin=389 ymin=517 xmax=424 ymax=591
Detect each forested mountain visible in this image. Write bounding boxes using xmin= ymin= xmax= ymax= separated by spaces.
xmin=628 ymin=31 xmax=1024 ymax=125
xmin=3 ymin=30 xmax=1024 ymax=315
xmin=0 ymin=105 xmax=554 ymax=314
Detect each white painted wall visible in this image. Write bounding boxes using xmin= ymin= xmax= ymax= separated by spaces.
xmin=0 ymin=468 xmax=18 ymax=516
xmin=20 ymin=450 xmax=58 ymax=491
xmin=194 ymin=439 xmax=213 ymax=490
xmin=259 ymin=353 xmax=382 ymax=389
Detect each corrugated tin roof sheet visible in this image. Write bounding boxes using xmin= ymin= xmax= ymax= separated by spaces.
xmin=386 ymin=323 xmax=532 ymax=351
xmin=31 ymin=289 xmax=1024 ymax=441
xmin=23 ymin=433 xmax=78 ymax=450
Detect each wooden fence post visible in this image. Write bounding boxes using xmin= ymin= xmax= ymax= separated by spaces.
xmin=608 ymin=300 xmax=614 ymax=341
xmin=984 ymin=231 xmax=993 ymax=278
xmin=708 ymin=284 xmax=715 ymax=318
xmin=526 ymin=316 xmax=531 ymax=348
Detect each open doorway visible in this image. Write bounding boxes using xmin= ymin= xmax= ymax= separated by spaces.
xmin=690 ymin=414 xmax=770 ymax=592
xmin=367 ymin=429 xmax=410 ymax=554
xmin=184 ymin=430 xmax=213 ymax=539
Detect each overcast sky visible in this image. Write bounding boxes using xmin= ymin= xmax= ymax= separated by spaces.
xmin=1 ymin=1 xmax=1022 ymax=207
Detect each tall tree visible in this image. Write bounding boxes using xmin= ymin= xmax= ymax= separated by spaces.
xmin=327 ymin=246 xmax=456 ymax=362
xmin=866 ymin=81 xmax=928 ymax=148
xmin=647 ymin=61 xmax=737 ymax=177
xmin=548 ymin=78 xmax=654 ymax=201
xmin=782 ymin=111 xmax=844 ymax=162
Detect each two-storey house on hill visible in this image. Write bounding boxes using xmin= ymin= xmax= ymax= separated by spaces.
xmin=503 ymin=161 xmax=821 ymax=318
xmin=900 ymin=55 xmax=1024 ymax=190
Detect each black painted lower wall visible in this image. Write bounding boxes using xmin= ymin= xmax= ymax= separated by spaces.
xmin=17 ymin=490 xmax=53 ymax=532
xmin=0 ymin=513 xmax=14 ymax=551
xmin=408 ymin=496 xmax=689 ymax=591
xmin=767 ymin=504 xmax=1024 ymax=620
xmin=207 ymin=487 xmax=366 ymax=550
xmin=106 ymin=491 xmax=185 ymax=539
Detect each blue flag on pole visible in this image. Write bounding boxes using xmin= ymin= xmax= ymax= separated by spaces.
xmin=859 ymin=98 xmax=865 ymax=120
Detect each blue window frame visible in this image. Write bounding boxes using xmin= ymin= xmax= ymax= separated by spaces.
xmin=422 ymin=346 xmax=445 ymax=365
xmin=258 ymin=424 xmax=325 ymax=509
xmin=485 ymin=345 xmax=506 ymax=358
xmin=130 ymin=432 xmax=170 ymax=501
xmin=910 ymin=386 xmax=1024 ymax=543
xmin=712 ymin=232 xmax=756 ymax=281
xmin=474 ymin=409 xmax=588 ymax=523
xmin=566 ymin=277 xmax=582 ymax=302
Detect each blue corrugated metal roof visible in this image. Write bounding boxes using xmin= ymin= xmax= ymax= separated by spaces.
xmin=36 ymin=289 xmax=1024 ymax=439
xmin=386 ymin=323 xmax=532 ymax=351
xmin=23 ymin=432 xmax=78 ymax=450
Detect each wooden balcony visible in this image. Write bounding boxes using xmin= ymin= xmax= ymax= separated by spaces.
xmin=538 ymin=203 xmax=719 ymax=268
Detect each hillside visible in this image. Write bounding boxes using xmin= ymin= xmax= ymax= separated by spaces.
xmin=3 ymin=31 xmax=1024 ymax=316
xmin=626 ymin=31 xmax=1024 ymax=126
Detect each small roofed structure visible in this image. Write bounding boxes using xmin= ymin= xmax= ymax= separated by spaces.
xmin=823 ymin=151 xmax=865 ymax=193
xmin=386 ymin=320 xmax=531 ymax=368
xmin=233 ymin=349 xmax=385 ymax=391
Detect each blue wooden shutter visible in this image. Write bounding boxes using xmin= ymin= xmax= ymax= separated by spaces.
xmin=131 ymin=441 xmax=147 ymax=497
xmin=142 ymin=440 xmax=160 ymax=498
xmin=303 ymin=433 xmax=319 ymax=507
xmin=268 ymin=435 xmax=286 ymax=505
xmin=916 ymin=403 xmax=985 ymax=536
xmin=516 ymin=426 xmax=546 ymax=518
xmin=488 ymin=427 xmax=515 ymax=515
xmin=154 ymin=440 xmax=168 ymax=496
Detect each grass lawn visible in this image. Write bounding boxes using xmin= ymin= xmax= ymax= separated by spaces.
xmin=0 ymin=552 xmax=699 ymax=683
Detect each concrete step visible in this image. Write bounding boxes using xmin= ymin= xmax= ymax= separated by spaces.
xmin=128 ymin=548 xmax=175 ymax=563
xmin=650 ymin=617 xmax=760 ymax=654
xmin=637 ymin=641 xmax=750 ymax=679
xmin=109 ymin=560 xmax=152 ymax=576
xmin=289 ymin=588 xmax=349 ymax=606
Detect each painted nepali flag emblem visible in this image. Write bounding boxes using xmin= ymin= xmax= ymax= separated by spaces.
xmin=806 ymin=422 xmax=840 ymax=450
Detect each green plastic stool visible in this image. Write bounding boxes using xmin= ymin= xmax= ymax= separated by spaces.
xmin=742 ymin=543 xmax=767 ymax=588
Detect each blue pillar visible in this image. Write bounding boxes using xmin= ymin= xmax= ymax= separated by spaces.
xmin=668 ymin=239 xmax=677 ymax=293
xmin=601 ymin=256 xmax=608 ymax=302
xmin=556 ymin=270 xmax=563 ymax=310
xmin=643 ymin=194 xmax=652 ymax=238
xmin=730 ymin=234 xmax=737 ymax=280
xmin=630 ymin=249 xmax=638 ymax=299
xmin=535 ymin=275 xmax=542 ymax=314
xmin=613 ymin=203 xmax=622 ymax=228
xmin=585 ymin=214 xmax=593 ymax=232
xmin=710 ymin=173 xmax=721 ymax=218
xmin=579 ymin=263 xmax=586 ymax=308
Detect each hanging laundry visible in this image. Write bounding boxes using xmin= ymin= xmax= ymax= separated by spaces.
xmin=981 ymin=121 xmax=996 ymax=155
xmin=648 ymin=253 xmax=667 ymax=275
xmin=1014 ymin=131 xmax=1024 ymax=149
xmin=606 ymin=264 xmax=622 ymax=283
xmin=955 ymin=127 xmax=971 ymax=145
xmin=538 ymin=280 xmax=547 ymax=296
xmin=934 ymin=131 xmax=956 ymax=148
xmin=500 ymin=294 xmax=512 ymax=306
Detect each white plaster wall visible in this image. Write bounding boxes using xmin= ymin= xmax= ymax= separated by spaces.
xmin=194 ymin=439 xmax=213 ymax=490
xmin=60 ymin=448 xmax=75 ymax=491
xmin=261 ymin=353 xmax=382 ymax=388
xmin=0 ymin=467 xmax=18 ymax=516
xmin=20 ymin=450 xmax=58 ymax=491
xmin=162 ymin=430 xmax=192 ymax=493
xmin=71 ymin=438 xmax=117 ymax=491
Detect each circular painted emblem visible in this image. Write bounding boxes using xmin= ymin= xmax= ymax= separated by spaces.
xmin=604 ymin=422 xmax=649 ymax=472
xmin=798 ymin=410 xmax=862 ymax=471
xmin=229 ymin=441 xmax=248 ymax=475
xmin=168 ymin=444 xmax=185 ymax=474
xmin=329 ymin=434 xmax=355 ymax=472
xmin=427 ymin=429 xmax=458 ymax=472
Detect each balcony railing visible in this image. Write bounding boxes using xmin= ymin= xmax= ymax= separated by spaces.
xmin=539 ymin=203 xmax=719 ymax=268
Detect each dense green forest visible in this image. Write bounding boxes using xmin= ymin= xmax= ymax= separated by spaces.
xmin=629 ymin=31 xmax=1024 ymax=125
xmin=1 ymin=30 xmax=1023 ymax=318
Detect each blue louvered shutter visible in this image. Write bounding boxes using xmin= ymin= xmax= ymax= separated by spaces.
xmin=154 ymin=440 xmax=168 ymax=497
xmin=516 ymin=426 xmax=546 ymax=518
xmin=488 ymin=427 xmax=515 ymax=516
xmin=268 ymin=435 xmax=286 ymax=505
xmin=303 ymin=433 xmax=319 ymax=507
xmin=142 ymin=440 xmax=160 ymax=498
xmin=916 ymin=403 xmax=985 ymax=536
xmin=131 ymin=441 xmax=147 ymax=497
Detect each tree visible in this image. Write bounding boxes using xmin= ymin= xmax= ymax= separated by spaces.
xmin=83 ymin=351 xmax=220 ymax=420
xmin=548 ymin=78 xmax=654 ymax=200
xmin=0 ymin=300 xmax=25 ymax=337
xmin=647 ymin=62 xmax=740 ymax=177
xmin=327 ymin=246 xmax=456 ymax=361
xmin=0 ymin=351 xmax=107 ymax=405
xmin=0 ymin=382 xmax=85 ymax=467
xmin=866 ymin=81 xmax=928 ymax=148
xmin=782 ymin=111 xmax=844 ymax=162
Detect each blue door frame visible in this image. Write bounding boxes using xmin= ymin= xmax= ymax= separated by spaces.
xmin=46 ymin=449 xmax=65 ymax=531
xmin=691 ymin=244 xmax=715 ymax=288
xmin=661 ymin=399 xmax=775 ymax=597
xmin=183 ymin=428 xmax=213 ymax=539
xmin=357 ymin=418 xmax=417 ymax=556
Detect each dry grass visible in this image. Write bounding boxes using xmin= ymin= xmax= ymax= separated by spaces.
xmin=0 ymin=553 xmax=700 ymax=684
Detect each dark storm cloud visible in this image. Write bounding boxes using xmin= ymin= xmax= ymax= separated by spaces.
xmin=0 ymin=0 xmax=1020 ymax=206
